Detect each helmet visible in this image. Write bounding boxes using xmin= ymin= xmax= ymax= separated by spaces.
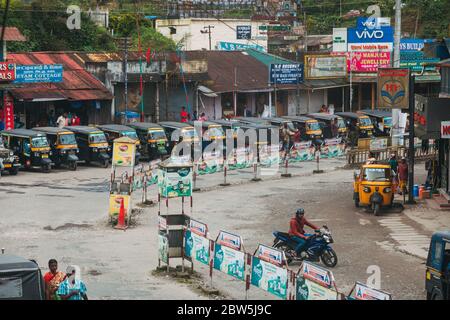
xmin=296 ymin=208 xmax=305 ymax=216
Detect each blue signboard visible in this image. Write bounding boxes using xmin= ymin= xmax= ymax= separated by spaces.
xmin=14 ymin=64 xmax=63 ymax=83
xmin=347 ymin=26 xmax=394 ymax=43
xmin=400 ymin=39 xmax=425 ymax=51
xmin=269 ymin=64 xmax=303 ymax=85
xmin=236 ymin=25 xmax=251 ymax=40
xmin=218 ymin=41 xmax=265 ymax=52
xmin=356 ymin=17 xmax=390 ymax=29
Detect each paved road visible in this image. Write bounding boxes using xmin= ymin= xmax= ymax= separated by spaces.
xmin=0 ymin=158 xmax=429 ymax=299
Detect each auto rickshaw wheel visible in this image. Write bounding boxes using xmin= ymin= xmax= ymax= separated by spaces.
xmin=41 ymin=164 xmax=51 ymax=173
xmin=373 ymin=203 xmax=380 ymax=216
xmin=102 ymin=159 xmax=109 ymax=168
xmin=354 ymin=198 xmax=360 ymax=208
xmin=69 ymin=161 xmax=77 ymax=171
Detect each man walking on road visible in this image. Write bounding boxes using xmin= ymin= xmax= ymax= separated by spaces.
xmin=57 ymin=265 xmax=88 ymax=300
xmin=398 ymin=157 xmax=409 ymax=195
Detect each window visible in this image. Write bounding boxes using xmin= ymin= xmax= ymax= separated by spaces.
xmin=59 ymin=134 xmax=76 ymax=145
xmin=363 ymin=168 xmax=391 ymax=181
xmin=31 ymin=136 xmax=49 ymax=148
xmin=0 ymin=277 xmax=23 ymax=298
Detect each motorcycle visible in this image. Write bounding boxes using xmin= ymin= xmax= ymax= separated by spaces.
xmin=272 ymin=225 xmax=338 ymax=268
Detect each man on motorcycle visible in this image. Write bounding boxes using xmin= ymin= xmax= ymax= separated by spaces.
xmin=289 ymin=208 xmax=320 ymax=255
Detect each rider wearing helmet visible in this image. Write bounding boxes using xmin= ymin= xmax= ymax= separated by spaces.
xmin=289 ymin=208 xmax=319 ymax=253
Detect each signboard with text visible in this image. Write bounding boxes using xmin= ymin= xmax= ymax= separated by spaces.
xmin=332 ymin=28 xmax=347 ymax=52
xmin=3 ymin=93 xmax=14 ymax=130
xmin=353 ymin=282 xmax=392 ymax=300
xmin=0 ymin=63 xmax=16 ymax=81
xmin=217 ymin=41 xmax=265 ymax=52
xmin=377 ymin=68 xmax=410 ymax=109
xmin=305 ymin=55 xmax=347 ymax=79
xmin=236 ymin=25 xmax=251 ymax=40
xmin=14 ymin=64 xmax=63 ymax=83
xmin=213 ymin=243 xmax=245 ymax=281
xmin=346 ymin=52 xmax=391 ymax=72
xmin=441 ymin=121 xmax=450 ymax=139
xmin=269 ymin=63 xmax=303 ymax=85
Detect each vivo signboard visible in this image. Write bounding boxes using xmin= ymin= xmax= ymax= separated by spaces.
xmin=356 ymin=17 xmax=391 ymax=29
xmin=347 ymin=26 xmax=394 ymax=44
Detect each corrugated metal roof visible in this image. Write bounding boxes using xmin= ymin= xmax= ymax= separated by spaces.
xmin=245 ymin=48 xmax=295 ymax=67
xmin=7 ymin=52 xmax=113 ymax=101
xmin=0 ymin=27 xmax=26 ymax=42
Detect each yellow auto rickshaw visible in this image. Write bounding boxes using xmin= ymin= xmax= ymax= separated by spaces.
xmin=353 ymin=163 xmax=396 ymax=215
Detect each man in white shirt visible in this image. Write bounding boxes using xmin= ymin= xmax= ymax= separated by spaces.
xmin=56 ymin=112 xmax=67 ymax=128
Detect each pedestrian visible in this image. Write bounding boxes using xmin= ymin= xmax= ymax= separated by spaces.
xmin=398 ymin=157 xmax=409 ymax=195
xmin=71 ymin=113 xmax=81 ymax=126
xmin=43 ymin=259 xmax=66 ymax=300
xmin=192 ymin=110 xmax=198 ymax=121
xmin=319 ymin=104 xmax=328 ymax=113
xmin=57 ymin=265 xmax=88 ymax=300
xmin=421 ymin=139 xmax=429 ymax=154
xmin=281 ymin=122 xmax=296 ymax=155
xmin=199 ymin=112 xmax=207 ymax=121
xmin=56 ymin=112 xmax=67 ymax=128
xmin=180 ymin=106 xmax=189 ymax=123
xmin=389 ymin=154 xmax=398 ymax=175
xmin=244 ymin=105 xmax=252 ymax=117
xmin=330 ymin=118 xmax=339 ymax=138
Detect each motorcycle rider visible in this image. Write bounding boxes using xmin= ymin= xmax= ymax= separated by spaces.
xmin=289 ymin=208 xmax=320 ymax=257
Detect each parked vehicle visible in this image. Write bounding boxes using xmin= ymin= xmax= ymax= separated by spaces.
xmin=0 ymin=134 xmax=20 ymax=175
xmin=336 ymin=112 xmax=374 ymax=138
xmin=353 ymin=163 xmax=396 ymax=215
xmin=212 ymin=119 xmax=242 ymax=149
xmin=127 ymin=122 xmax=169 ymax=161
xmin=96 ymin=124 xmax=142 ymax=163
xmin=358 ymin=109 xmax=392 ymax=137
xmin=236 ymin=122 xmax=278 ymax=161
xmin=426 ymin=231 xmax=450 ymax=300
xmin=1 ymin=129 xmax=52 ymax=172
xmin=33 ymin=127 xmax=79 ymax=170
xmin=272 ymin=225 xmax=338 ymax=267
xmin=306 ymin=113 xmax=348 ymax=139
xmin=189 ymin=120 xmax=225 ymax=152
xmin=0 ymin=254 xmax=45 ymax=300
xmin=282 ymin=115 xmax=323 ymax=146
xmin=235 ymin=116 xmax=268 ymax=126
xmin=159 ymin=121 xmax=201 ymax=158
xmin=66 ymin=126 xmax=110 ymax=168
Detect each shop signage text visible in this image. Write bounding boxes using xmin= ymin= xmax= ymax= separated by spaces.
xmin=0 ymin=63 xmax=16 ymax=81
xmin=236 ymin=25 xmax=251 ymax=40
xmin=14 ymin=64 xmax=63 ymax=83
xmin=269 ymin=63 xmax=303 ymax=85
xmin=377 ymin=68 xmax=410 ymax=109
xmin=441 ymin=121 xmax=450 ymax=139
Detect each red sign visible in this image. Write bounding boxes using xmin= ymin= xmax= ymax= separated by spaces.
xmin=0 ymin=62 xmax=16 ymax=81
xmin=441 ymin=121 xmax=450 ymax=139
xmin=334 ymin=52 xmax=391 ymax=73
xmin=4 ymin=93 xmax=14 ymax=130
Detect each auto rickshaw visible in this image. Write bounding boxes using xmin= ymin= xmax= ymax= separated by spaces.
xmin=353 ymin=163 xmax=396 ymax=215
xmin=0 ymin=134 xmax=20 ymax=175
xmin=358 ymin=109 xmax=392 ymax=137
xmin=1 ymin=129 xmax=53 ymax=172
xmin=426 ymin=231 xmax=450 ymax=300
xmin=159 ymin=121 xmax=201 ymax=159
xmin=336 ymin=112 xmax=374 ymax=138
xmin=188 ymin=120 xmax=226 ymax=152
xmin=33 ymin=127 xmax=79 ymax=170
xmin=281 ymin=116 xmax=323 ymax=146
xmin=235 ymin=116 xmax=268 ymax=126
xmin=306 ymin=113 xmax=347 ymax=139
xmin=96 ymin=124 xmax=142 ymax=163
xmin=236 ymin=122 xmax=277 ymax=162
xmin=127 ymin=122 xmax=170 ymax=161
xmin=212 ymin=119 xmax=242 ymax=150
xmin=66 ymin=126 xmax=110 ymax=168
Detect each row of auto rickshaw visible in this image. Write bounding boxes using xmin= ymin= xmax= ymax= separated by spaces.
xmin=0 ymin=109 xmax=392 ymax=175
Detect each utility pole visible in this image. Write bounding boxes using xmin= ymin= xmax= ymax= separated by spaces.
xmin=200 ymin=25 xmax=214 ymax=50
xmin=392 ymin=0 xmax=402 ymax=146
xmin=116 ymin=37 xmax=132 ymax=124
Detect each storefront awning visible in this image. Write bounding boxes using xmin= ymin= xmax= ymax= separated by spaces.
xmin=304 ymin=78 xmax=349 ymax=91
xmin=198 ymin=85 xmax=218 ymax=97
xmin=414 ymin=73 xmax=441 ymax=83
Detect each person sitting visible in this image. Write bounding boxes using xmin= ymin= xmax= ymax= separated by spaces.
xmin=288 ymin=208 xmax=319 ymax=256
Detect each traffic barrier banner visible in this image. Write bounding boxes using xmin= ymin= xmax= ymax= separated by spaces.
xmin=184 ymin=229 xmax=210 ymax=266
xmin=251 ymin=256 xmax=288 ymax=299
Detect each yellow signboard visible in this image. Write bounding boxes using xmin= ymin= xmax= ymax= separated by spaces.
xmin=109 ymin=194 xmax=131 ymax=217
xmin=112 ymin=136 xmax=136 ymax=167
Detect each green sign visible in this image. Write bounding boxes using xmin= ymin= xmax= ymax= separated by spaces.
xmin=158 ymin=166 xmax=193 ymax=198
xmin=213 ymin=243 xmax=245 ymax=281
xmin=400 ymin=58 xmax=440 ymax=72
xmin=259 ymin=25 xmax=291 ymax=31
xmin=184 ymin=230 xmax=210 ymax=265
xmin=158 ymin=232 xmax=169 ymax=264
xmin=251 ymin=257 xmax=288 ymax=299
xmin=296 ymin=277 xmax=338 ymax=300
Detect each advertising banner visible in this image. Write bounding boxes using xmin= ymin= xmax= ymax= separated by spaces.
xmin=230 ymin=147 xmax=251 ymax=170
xmin=108 ymin=194 xmax=131 ymax=217
xmin=14 ymin=64 xmax=63 ymax=83
xmin=347 ymin=42 xmax=393 ymax=52
xmin=157 ymin=166 xmax=193 ymax=198
xmin=400 ymin=39 xmax=425 ymax=51
xmin=189 ymin=219 xmax=208 ymax=237
xmin=217 ymin=41 xmax=265 ymax=52
xmin=269 ymin=64 xmax=303 ymax=85
xmin=251 ymin=256 xmax=288 ymax=299
xmin=198 ymin=150 xmax=223 ymax=175
xmin=158 ymin=216 xmax=167 ymax=231
xmin=213 ymin=243 xmax=245 ymax=281
xmin=112 ymin=138 xmax=136 ymax=167
xmin=321 ymin=138 xmax=344 ymax=158
xmin=290 ymin=141 xmax=315 ymax=162
xmin=332 ymin=28 xmax=347 ymax=52
xmin=305 ymin=55 xmax=347 ymax=79
xmin=301 ymin=261 xmax=335 ymax=288
xmin=184 ymin=229 xmax=210 ymax=265
xmin=347 ymin=26 xmax=394 ymax=44
xmin=0 ymin=62 xmax=16 ymax=81
xmin=158 ymin=232 xmax=169 ymax=264
xmin=216 ymin=230 xmax=242 ymax=250
xmin=377 ymin=68 xmax=410 ymax=109
xmin=296 ymin=277 xmax=338 ymax=300
xmin=259 ymin=144 xmax=280 ymax=167
xmin=356 ymin=17 xmax=391 ymax=28
xmin=254 ymin=244 xmax=285 ymax=266
xmin=353 ymin=282 xmax=392 ymax=300
xmin=236 ymin=25 xmax=251 ymax=40
xmin=441 ymin=121 xmax=450 ymax=139
xmin=369 ymin=138 xmax=388 ymax=151
xmin=347 ymin=52 xmax=391 ymax=73
xmin=3 ymin=93 xmax=14 ymax=130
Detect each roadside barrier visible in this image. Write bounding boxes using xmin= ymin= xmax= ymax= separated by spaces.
xmin=159 ymin=218 xmax=392 ymax=300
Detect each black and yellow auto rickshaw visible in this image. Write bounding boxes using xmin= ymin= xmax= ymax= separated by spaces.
xmin=96 ymin=124 xmax=142 ymax=163
xmin=66 ymin=126 xmax=110 ymax=168
xmin=235 ymin=116 xmax=269 ymax=126
xmin=127 ymin=122 xmax=170 ymax=161
xmin=33 ymin=127 xmax=79 ymax=170
xmin=0 ymin=134 xmax=20 ymax=175
xmin=212 ymin=119 xmax=242 ymax=150
xmin=426 ymin=231 xmax=450 ymax=300
xmin=281 ymin=116 xmax=323 ymax=146
xmin=159 ymin=122 xmax=201 ymax=158
xmin=353 ymin=163 xmax=396 ymax=215
xmin=236 ymin=122 xmax=277 ymax=162
xmin=306 ymin=113 xmax=348 ymax=139
xmin=336 ymin=112 xmax=374 ymax=138
xmin=1 ymin=129 xmax=52 ymax=172
xmin=358 ymin=109 xmax=392 ymax=137
xmin=188 ymin=120 xmax=226 ymax=152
